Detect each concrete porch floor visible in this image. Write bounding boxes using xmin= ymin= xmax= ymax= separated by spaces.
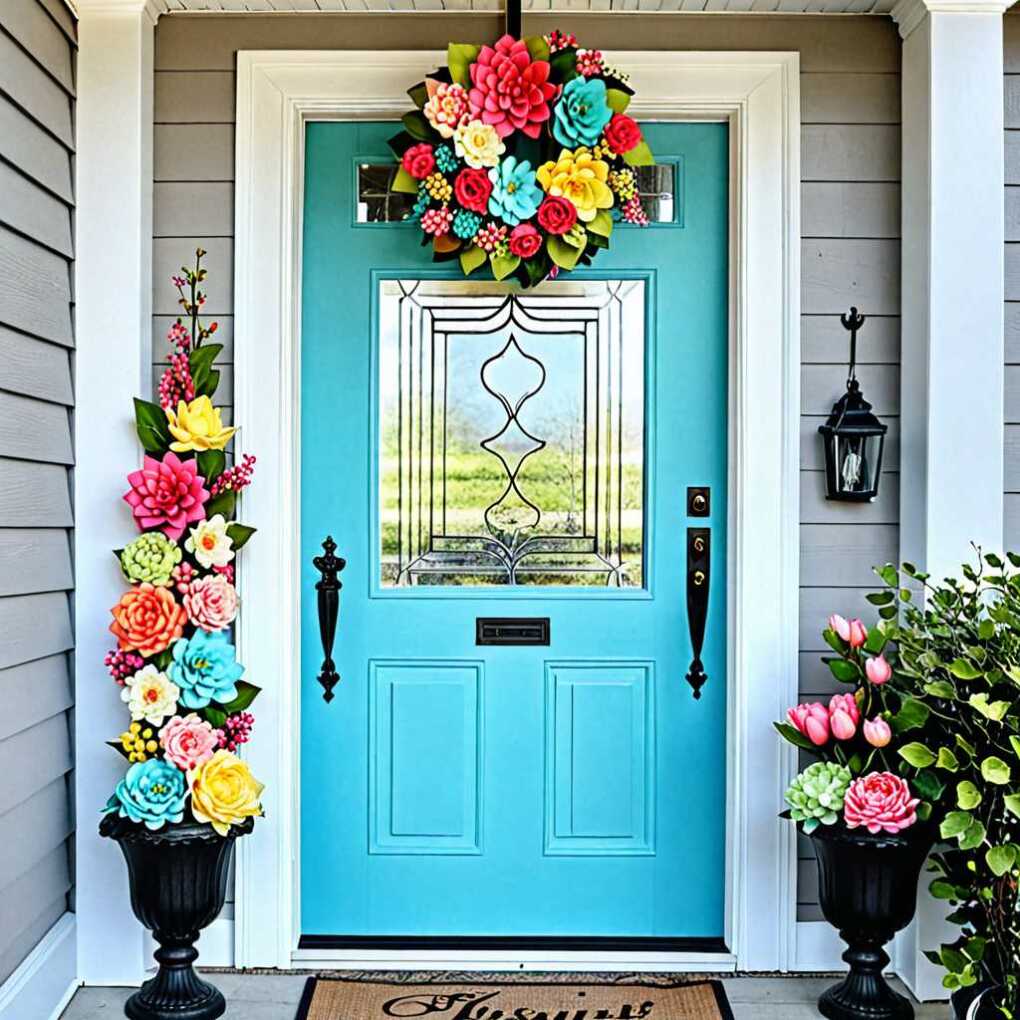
xmin=61 ymin=973 xmax=950 ymax=1019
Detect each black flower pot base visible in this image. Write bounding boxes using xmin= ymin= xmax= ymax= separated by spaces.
xmin=810 ymin=824 xmax=935 ymax=1020
xmin=101 ymin=814 xmax=253 ymax=1020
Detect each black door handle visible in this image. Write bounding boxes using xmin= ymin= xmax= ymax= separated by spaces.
xmin=685 ymin=527 xmax=710 ymax=699
xmin=312 ymin=536 xmax=346 ymax=703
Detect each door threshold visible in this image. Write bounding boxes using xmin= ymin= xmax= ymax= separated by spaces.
xmin=292 ymin=935 xmax=736 ymax=973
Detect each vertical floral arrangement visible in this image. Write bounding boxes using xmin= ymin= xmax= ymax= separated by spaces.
xmin=391 ymin=31 xmax=655 ymax=288
xmin=103 ymin=250 xmax=264 ymax=836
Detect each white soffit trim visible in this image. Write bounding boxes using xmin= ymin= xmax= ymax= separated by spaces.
xmin=892 ymin=0 xmax=1010 ymax=38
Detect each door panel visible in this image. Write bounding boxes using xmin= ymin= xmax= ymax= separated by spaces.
xmin=300 ymin=120 xmax=728 ymax=940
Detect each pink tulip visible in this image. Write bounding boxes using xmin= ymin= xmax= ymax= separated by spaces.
xmin=788 ymin=702 xmax=831 ymax=746
xmin=828 ymin=614 xmax=851 ymax=642
xmin=847 ymin=618 xmax=868 ymax=648
xmin=865 ymin=654 xmax=892 ymax=685
xmin=863 ymin=717 xmax=892 ymax=748
xmin=829 ymin=693 xmax=860 ymax=740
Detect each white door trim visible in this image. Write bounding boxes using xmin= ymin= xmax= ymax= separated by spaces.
xmin=233 ymin=48 xmax=801 ymax=972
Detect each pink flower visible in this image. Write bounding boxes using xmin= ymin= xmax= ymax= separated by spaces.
xmin=160 ymin=713 xmax=219 ymax=771
xmin=620 ymin=195 xmax=649 ymax=226
xmin=183 ymin=574 xmax=239 ymax=632
xmin=828 ymin=613 xmax=851 ymax=642
xmin=421 ymin=207 xmax=453 ymax=237
xmin=468 ymin=34 xmax=556 ymax=140
xmin=123 ymin=451 xmax=210 ymax=541
xmin=848 ymin=618 xmax=868 ymax=648
xmin=213 ymin=563 xmax=235 ymax=585
xmin=401 ymin=143 xmax=436 ymax=180
xmin=423 ymin=79 xmax=470 ymax=139
xmin=866 ymin=654 xmax=892 ymax=685
xmin=157 ymin=352 xmax=195 ymax=410
xmin=508 ymin=223 xmax=542 ymax=259
xmin=172 ymin=560 xmax=197 ymax=595
xmin=829 ymin=693 xmax=860 ymax=741
xmin=863 ymin=717 xmax=892 ymax=748
xmin=474 ymin=222 xmax=508 ymax=253
xmin=844 ymin=772 xmax=919 ymax=834
xmin=788 ymin=702 xmax=831 ymax=746
xmin=576 ymin=48 xmax=604 ymax=77
xmin=546 ymin=29 xmax=577 ymax=53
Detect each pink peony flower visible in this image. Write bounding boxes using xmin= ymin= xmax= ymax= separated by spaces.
xmin=844 ymin=772 xmax=919 ymax=834
xmin=829 ymin=693 xmax=860 ymax=741
xmin=468 ymin=35 xmax=557 ymax=140
xmin=183 ymin=574 xmax=239 ymax=632
xmin=829 ymin=613 xmax=851 ymax=642
xmin=866 ymin=654 xmax=892 ymax=685
xmin=788 ymin=702 xmax=831 ymax=746
xmin=863 ymin=717 xmax=892 ymax=748
xmin=848 ymin=618 xmax=868 ymax=648
xmin=423 ymin=79 xmax=470 ymax=139
xmin=421 ymin=207 xmax=453 ymax=237
xmin=123 ymin=451 xmax=210 ymax=541
xmin=160 ymin=712 xmax=219 ymax=771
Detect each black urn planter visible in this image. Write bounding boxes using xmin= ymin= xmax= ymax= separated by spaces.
xmin=810 ymin=823 xmax=935 ymax=1020
xmin=951 ymin=986 xmax=1004 ymax=1020
xmin=100 ymin=813 xmax=253 ymax=1020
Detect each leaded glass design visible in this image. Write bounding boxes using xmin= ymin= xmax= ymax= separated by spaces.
xmin=378 ymin=280 xmax=646 ymax=588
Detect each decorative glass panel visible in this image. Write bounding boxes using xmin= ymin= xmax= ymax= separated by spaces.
xmin=632 ymin=164 xmax=676 ymax=224
xmin=357 ymin=164 xmax=416 ymax=223
xmin=378 ymin=280 xmax=646 ymax=588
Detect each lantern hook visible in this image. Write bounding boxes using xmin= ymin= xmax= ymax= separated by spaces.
xmin=505 ymin=0 xmax=522 ymax=38
xmin=840 ymin=306 xmax=866 ymax=388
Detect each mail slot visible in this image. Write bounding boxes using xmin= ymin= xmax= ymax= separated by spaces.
xmin=475 ymin=617 xmax=551 ymax=646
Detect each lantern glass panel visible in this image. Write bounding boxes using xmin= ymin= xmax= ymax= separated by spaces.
xmin=828 ymin=431 xmax=884 ymax=500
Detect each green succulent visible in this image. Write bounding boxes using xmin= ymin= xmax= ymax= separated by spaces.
xmin=120 ymin=532 xmax=182 ymax=586
xmin=785 ymin=761 xmax=852 ymax=834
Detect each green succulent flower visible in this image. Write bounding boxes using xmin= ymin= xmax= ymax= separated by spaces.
xmin=120 ymin=532 xmax=182 ymax=586
xmin=785 ymin=761 xmax=852 ymax=834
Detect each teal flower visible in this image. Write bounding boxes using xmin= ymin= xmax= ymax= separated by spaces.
xmin=435 ymin=146 xmax=459 ymax=174
xmin=453 ymin=209 xmax=482 ymax=240
xmin=168 ymin=629 xmax=243 ymax=709
xmin=553 ymin=76 xmax=613 ymax=150
xmin=406 ymin=184 xmax=431 ymax=224
xmin=487 ymin=156 xmax=543 ymax=227
xmin=105 ymin=758 xmax=187 ymax=830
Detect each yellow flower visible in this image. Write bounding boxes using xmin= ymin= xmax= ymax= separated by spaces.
xmin=188 ymin=749 xmax=264 ymax=836
xmin=536 ymin=147 xmax=614 ymax=222
xmin=166 ymin=396 xmax=237 ymax=453
xmin=453 ymin=119 xmax=506 ymax=170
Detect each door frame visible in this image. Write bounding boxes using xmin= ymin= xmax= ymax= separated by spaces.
xmin=232 ymin=48 xmax=801 ymax=973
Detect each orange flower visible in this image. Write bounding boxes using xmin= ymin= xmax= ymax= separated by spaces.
xmin=110 ymin=583 xmax=187 ymax=658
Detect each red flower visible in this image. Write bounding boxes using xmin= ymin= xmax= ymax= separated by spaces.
xmin=603 ymin=114 xmax=642 ymax=155
xmin=468 ymin=34 xmax=556 ymax=140
xmin=402 ymin=143 xmax=436 ymax=180
xmin=508 ymin=223 xmax=542 ymax=259
xmin=537 ymin=195 xmax=577 ymax=236
xmin=454 ymin=168 xmax=493 ymax=214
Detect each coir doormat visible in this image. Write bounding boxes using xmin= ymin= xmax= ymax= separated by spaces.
xmin=295 ymin=976 xmax=734 ymax=1020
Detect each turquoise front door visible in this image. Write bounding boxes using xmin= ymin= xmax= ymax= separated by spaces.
xmin=300 ymin=120 xmax=729 ymax=943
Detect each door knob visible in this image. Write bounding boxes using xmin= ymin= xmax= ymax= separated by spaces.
xmin=312 ymin=536 xmax=346 ymax=703
xmin=685 ymin=526 xmax=710 ymax=699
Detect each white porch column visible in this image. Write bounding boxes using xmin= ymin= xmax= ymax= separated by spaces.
xmin=74 ymin=0 xmax=158 ymax=986
xmin=892 ymin=0 xmax=1008 ymax=1001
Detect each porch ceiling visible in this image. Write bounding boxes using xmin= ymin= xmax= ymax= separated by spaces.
xmin=157 ymin=0 xmax=897 ymax=16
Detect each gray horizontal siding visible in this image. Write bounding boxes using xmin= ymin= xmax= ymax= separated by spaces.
xmin=0 ymin=0 xmax=74 ymax=986
xmin=153 ymin=10 xmax=902 ymax=925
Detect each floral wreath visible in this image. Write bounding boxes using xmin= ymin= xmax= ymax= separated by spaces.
xmin=390 ymin=31 xmax=654 ymax=289
xmin=101 ymin=250 xmax=265 ymax=836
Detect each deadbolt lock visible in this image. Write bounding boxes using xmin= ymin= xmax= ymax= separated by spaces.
xmin=687 ymin=486 xmax=710 ymax=517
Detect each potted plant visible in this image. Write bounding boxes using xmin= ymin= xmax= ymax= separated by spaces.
xmin=100 ymin=251 xmax=264 ymax=1020
xmin=867 ymin=554 xmax=1020 ymax=1020
xmin=776 ymin=614 xmax=937 ymax=1020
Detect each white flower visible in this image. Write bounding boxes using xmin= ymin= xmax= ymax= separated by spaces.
xmin=453 ymin=119 xmax=505 ymax=170
xmin=185 ymin=514 xmax=234 ymax=569
xmin=122 ymin=664 xmax=181 ymax=726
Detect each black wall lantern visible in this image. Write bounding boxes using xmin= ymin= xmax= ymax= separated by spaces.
xmin=818 ymin=308 xmax=887 ymax=502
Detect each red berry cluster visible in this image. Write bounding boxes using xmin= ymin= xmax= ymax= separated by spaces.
xmin=210 ymin=454 xmax=257 ymax=496
xmin=105 ymin=648 xmax=144 ymax=686
xmin=217 ymin=712 xmax=254 ymax=752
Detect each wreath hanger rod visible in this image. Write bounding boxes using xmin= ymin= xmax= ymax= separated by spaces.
xmin=506 ymin=0 xmax=522 ymax=39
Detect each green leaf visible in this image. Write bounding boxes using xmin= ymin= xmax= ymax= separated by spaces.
xmin=822 ymin=629 xmax=846 ymax=654
xmin=773 ymin=720 xmax=815 ymax=752
xmin=401 ymin=111 xmax=432 ymax=142
xmin=878 ymin=605 xmax=898 ymax=620
xmin=913 ymin=769 xmax=945 ymax=801
xmin=205 ymin=490 xmax=236 ymax=521
xmin=459 ymin=244 xmax=487 ymax=276
xmin=866 ymin=590 xmax=895 ymax=605
xmin=956 ymin=733 xmax=977 ymax=758
xmin=899 ymin=742 xmax=936 ymax=768
xmin=940 ymin=811 xmax=973 ymax=839
xmin=981 ymin=756 xmax=1012 ymax=785
xmin=936 ymin=747 xmax=960 ymax=772
xmin=1011 ymin=735 xmax=1020 ymax=759
xmin=523 ymin=35 xmax=550 ymax=63
xmin=490 ymin=251 xmax=521 ymax=282
xmin=221 ymin=680 xmax=262 ymax=714
xmin=864 ymin=627 xmax=889 ymax=655
xmin=929 ymin=880 xmax=958 ymax=900
xmin=587 ymin=209 xmax=613 ymax=239
xmin=547 ymin=234 xmax=583 ymax=271
xmin=828 ymin=658 xmax=862 ymax=683
xmin=134 ymin=398 xmax=172 ymax=454
xmin=941 ymin=947 xmax=971 ymax=974
xmin=621 ymin=140 xmax=654 ymax=167
xmin=877 ymin=564 xmax=899 ymax=586
xmin=202 ymin=705 xmax=227 ymax=728
xmin=550 ymin=48 xmax=579 ymax=84
xmin=969 ymin=692 xmax=1010 ymax=721
xmin=957 ymin=781 xmax=982 ymax=810
xmin=188 ymin=343 xmax=223 ymax=398
xmin=987 ymin=845 xmax=1017 ymax=877
xmin=226 ymin=523 xmax=256 ymax=550
xmin=979 ymin=618 xmax=996 ymax=640
xmin=924 ymin=679 xmax=957 ymax=700
xmin=949 ymin=658 xmax=983 ymax=680
xmin=893 ymin=698 xmax=930 ymax=733
xmin=447 ymin=43 xmax=481 ymax=87
xmin=196 ymin=449 xmax=225 ymax=486
xmin=605 ymin=87 xmax=631 ymax=114
xmin=959 ymin=819 xmax=987 ymax=851
xmin=392 ymin=166 xmax=421 ymax=195
xmin=407 ymin=80 xmax=428 ymax=109
xmin=1005 ymin=793 xmax=1020 ymax=817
